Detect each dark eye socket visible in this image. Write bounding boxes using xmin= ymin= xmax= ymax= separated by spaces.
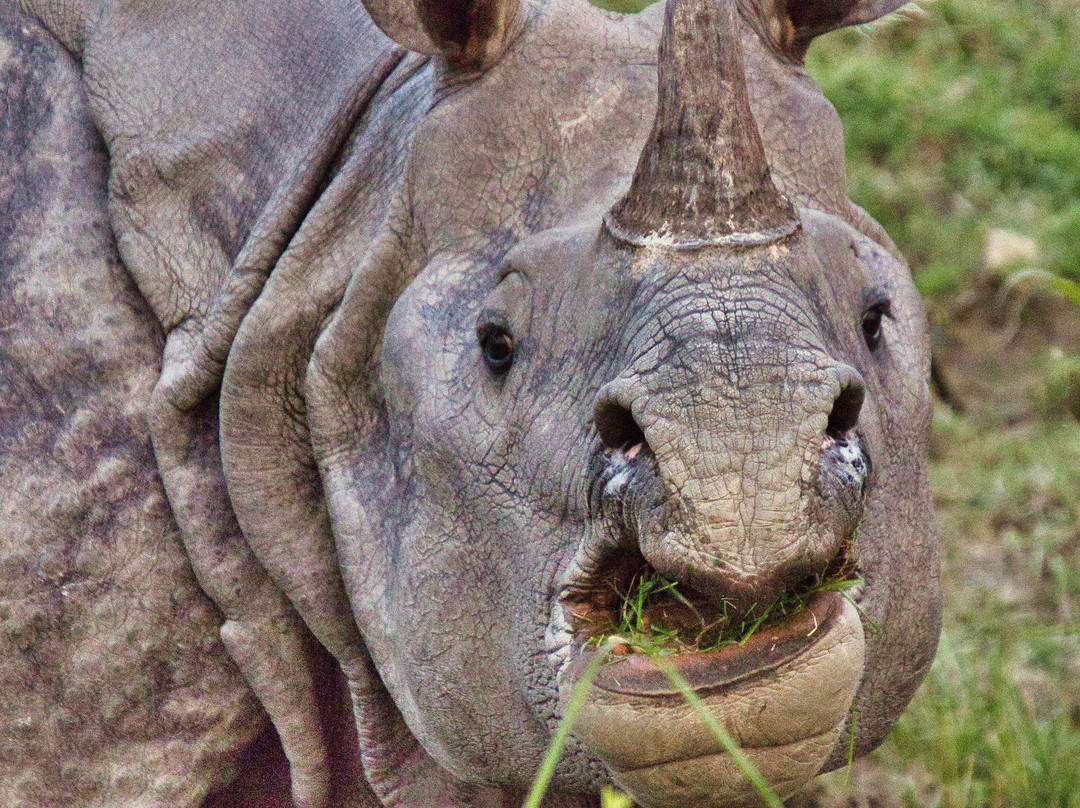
xmin=861 ymin=304 xmax=888 ymax=352
xmin=478 ymin=324 xmax=515 ymax=375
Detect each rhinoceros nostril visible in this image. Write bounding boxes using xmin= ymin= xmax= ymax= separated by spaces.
xmin=826 ymin=380 xmax=865 ymax=437
xmin=594 ymin=399 xmax=646 ymax=453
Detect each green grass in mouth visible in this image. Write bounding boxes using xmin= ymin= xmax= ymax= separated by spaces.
xmin=592 ymin=569 xmax=870 ymax=657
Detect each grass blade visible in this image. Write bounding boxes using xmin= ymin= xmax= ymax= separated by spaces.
xmin=522 ymin=645 xmax=610 ymax=808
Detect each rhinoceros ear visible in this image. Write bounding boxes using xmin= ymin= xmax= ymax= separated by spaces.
xmin=785 ymin=0 xmax=913 ymax=41
xmin=361 ymin=0 xmax=524 ymax=72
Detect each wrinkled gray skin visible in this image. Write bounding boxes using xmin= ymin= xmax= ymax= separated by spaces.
xmin=0 ymin=0 xmax=940 ymax=805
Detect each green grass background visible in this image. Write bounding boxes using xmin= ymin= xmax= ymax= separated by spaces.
xmin=588 ymin=0 xmax=1080 ymax=805
xmin=804 ymin=3 xmax=1080 ymax=804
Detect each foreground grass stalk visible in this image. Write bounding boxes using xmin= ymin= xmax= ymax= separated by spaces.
xmin=1007 ymin=268 xmax=1080 ymax=309
xmin=845 ymin=702 xmax=859 ymax=784
xmin=523 ymin=645 xmax=611 ymax=808
xmin=646 ymin=651 xmax=785 ymax=808
xmin=600 ymin=786 xmax=635 ymax=808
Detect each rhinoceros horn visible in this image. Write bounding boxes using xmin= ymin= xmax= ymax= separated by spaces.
xmin=605 ymin=0 xmax=800 ymax=249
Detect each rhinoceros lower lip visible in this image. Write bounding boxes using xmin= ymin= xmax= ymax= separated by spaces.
xmin=557 ymin=593 xmax=866 ymax=808
xmin=570 ymin=590 xmax=842 ymax=698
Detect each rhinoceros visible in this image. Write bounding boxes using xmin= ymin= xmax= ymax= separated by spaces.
xmin=1 ymin=0 xmax=940 ymax=804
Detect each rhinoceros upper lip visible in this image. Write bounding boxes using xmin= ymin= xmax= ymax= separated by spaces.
xmin=566 ymin=590 xmax=842 ymax=697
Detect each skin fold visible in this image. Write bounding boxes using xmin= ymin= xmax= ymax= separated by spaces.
xmin=1 ymin=0 xmax=939 ymax=806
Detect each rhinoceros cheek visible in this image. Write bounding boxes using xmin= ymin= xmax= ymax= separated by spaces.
xmin=571 ymin=599 xmax=865 ymax=808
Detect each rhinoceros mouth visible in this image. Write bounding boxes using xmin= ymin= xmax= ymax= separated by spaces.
xmin=549 ymin=588 xmax=865 ymax=808
xmin=554 ymin=536 xmax=860 ymax=659
xmin=543 ymin=442 xmax=867 ymax=806
xmin=568 ymin=588 xmax=845 ymax=697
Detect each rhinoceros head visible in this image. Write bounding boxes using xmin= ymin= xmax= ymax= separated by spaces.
xmin=0 ymin=0 xmax=939 ymax=803
xmin=284 ymin=0 xmax=940 ymax=804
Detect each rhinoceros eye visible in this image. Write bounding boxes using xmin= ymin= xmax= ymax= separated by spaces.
xmin=478 ymin=323 xmax=515 ymax=375
xmin=861 ymin=303 xmax=888 ymax=352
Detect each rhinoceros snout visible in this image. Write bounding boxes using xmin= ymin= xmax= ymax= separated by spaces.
xmin=817 ymin=428 xmax=871 ymax=533
xmin=816 ymin=377 xmax=872 ymax=545
xmin=589 ymin=363 xmax=870 ymax=615
xmin=561 ymin=368 xmax=872 ymax=808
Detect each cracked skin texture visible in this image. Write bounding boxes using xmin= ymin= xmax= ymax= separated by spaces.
xmin=2 ymin=0 xmax=939 ymax=806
